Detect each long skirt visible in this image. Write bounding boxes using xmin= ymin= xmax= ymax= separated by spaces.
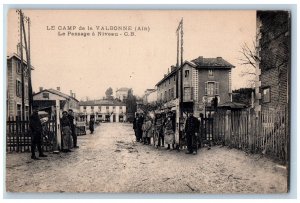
xmin=62 ymin=126 xmax=73 ymax=150
xmin=153 ymin=130 xmax=160 ymax=146
xmin=164 ymin=132 xmax=175 ymax=145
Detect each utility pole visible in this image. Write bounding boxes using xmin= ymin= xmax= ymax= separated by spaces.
xmin=176 ymin=18 xmax=184 ymax=149
xmin=17 ymin=9 xmax=33 ymax=119
xmin=17 ymin=9 xmax=25 ymax=122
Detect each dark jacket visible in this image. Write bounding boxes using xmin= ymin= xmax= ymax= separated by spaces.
xmin=133 ymin=117 xmax=137 ymax=129
xmin=137 ymin=116 xmax=144 ymax=129
xmin=61 ymin=116 xmax=71 ymax=128
xmin=185 ymin=116 xmax=200 ymax=134
xmin=67 ymin=114 xmax=75 ymax=128
xmin=29 ymin=112 xmax=42 ymax=136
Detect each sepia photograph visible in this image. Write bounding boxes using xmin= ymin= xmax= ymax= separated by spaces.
xmin=5 ymin=8 xmax=291 ymax=194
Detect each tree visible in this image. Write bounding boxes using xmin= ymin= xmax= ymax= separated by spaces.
xmin=124 ymin=94 xmax=137 ymax=122
xmin=105 ymin=87 xmax=113 ymax=100
xmin=238 ymin=41 xmax=260 ymax=87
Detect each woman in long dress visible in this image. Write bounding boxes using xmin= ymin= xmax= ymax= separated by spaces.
xmin=61 ymin=111 xmax=73 ymax=152
xmin=142 ymin=116 xmax=152 ymax=145
xmin=164 ymin=112 xmax=175 ymax=150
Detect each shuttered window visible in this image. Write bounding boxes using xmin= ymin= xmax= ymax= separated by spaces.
xmin=205 ymin=81 xmax=219 ymax=96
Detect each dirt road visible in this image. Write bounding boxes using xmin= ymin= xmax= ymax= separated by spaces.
xmin=6 ymin=123 xmax=288 ymax=193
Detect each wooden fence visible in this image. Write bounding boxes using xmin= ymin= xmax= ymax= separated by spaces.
xmin=212 ymin=107 xmax=289 ymax=163
xmin=6 ymin=117 xmax=57 ymax=152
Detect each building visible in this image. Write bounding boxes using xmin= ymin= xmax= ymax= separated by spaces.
xmin=79 ymin=99 xmax=126 ymax=122
xmin=255 ymin=11 xmax=290 ymax=112
xmin=115 ymin=87 xmax=133 ymax=101
xmin=33 ymin=87 xmax=79 ymax=113
xmin=6 ymin=53 xmax=34 ymax=119
xmin=142 ymin=89 xmax=157 ymax=104
xmin=156 ymin=56 xmax=234 ymax=116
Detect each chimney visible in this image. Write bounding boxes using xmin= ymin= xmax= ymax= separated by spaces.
xmin=57 ymin=87 xmax=60 ymax=91
xmin=70 ymin=90 xmax=73 ymax=97
xmin=216 ymin=57 xmax=222 ymax=61
xmin=73 ymin=93 xmax=76 ymax=98
xmin=39 ymin=87 xmax=43 ymax=92
xmin=196 ymin=56 xmax=204 ymax=64
xmin=171 ymin=65 xmax=176 ymax=72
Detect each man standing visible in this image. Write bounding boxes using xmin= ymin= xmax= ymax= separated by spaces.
xmin=29 ymin=109 xmax=47 ymax=160
xmin=68 ymin=109 xmax=79 ymax=148
xmin=184 ymin=111 xmax=200 ymax=155
xmin=137 ymin=113 xmax=144 ymax=142
xmin=133 ymin=113 xmax=139 ymax=142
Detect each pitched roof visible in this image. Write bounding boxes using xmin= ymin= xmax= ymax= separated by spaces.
xmin=191 ymin=56 xmax=234 ymax=68
xmin=7 ymin=53 xmax=35 ymax=70
xmin=79 ymin=99 xmax=126 ymax=106
xmin=33 ymin=88 xmax=79 ymax=102
xmin=116 ymin=87 xmax=131 ymax=92
xmin=155 ymin=56 xmax=234 ymax=87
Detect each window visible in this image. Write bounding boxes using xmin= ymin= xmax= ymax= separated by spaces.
xmin=91 ymin=106 xmax=94 ymax=110
xmin=106 ymin=106 xmax=109 ymax=109
xmin=83 ymin=106 xmax=87 ymax=110
xmin=16 ymin=80 xmax=22 ymax=97
xmin=164 ymin=91 xmax=167 ymax=101
xmin=16 ymin=61 xmax=21 ymax=74
xmin=185 ymin=70 xmax=189 ymax=78
xmin=184 ymin=87 xmax=192 ymax=101
xmin=168 ymin=89 xmax=171 ymax=100
xmin=174 ymin=75 xmax=176 ymax=81
xmin=170 ymin=87 xmax=174 ymax=99
xmin=205 ymin=82 xmax=219 ymax=96
xmin=17 ymin=104 xmax=21 ymax=118
xmin=208 ymin=69 xmax=214 ymax=77
xmin=207 ymin=82 xmax=214 ymax=96
xmin=113 ymin=106 xmax=116 ymax=109
xmin=119 ymin=106 xmax=122 ymax=109
xmin=42 ymin=92 xmax=49 ymax=99
xmin=98 ymin=106 xmax=101 ymax=110
xmin=262 ymin=87 xmax=271 ymax=103
xmin=25 ymin=85 xmax=28 ymax=99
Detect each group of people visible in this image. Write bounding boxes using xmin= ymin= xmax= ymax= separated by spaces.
xmin=60 ymin=109 xmax=80 ymax=153
xmin=29 ymin=109 xmax=80 ymax=160
xmin=133 ymin=111 xmax=202 ymax=155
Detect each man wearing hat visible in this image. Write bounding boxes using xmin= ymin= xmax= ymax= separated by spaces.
xmin=29 ymin=108 xmax=47 ymax=160
xmin=68 ymin=109 xmax=79 ymax=148
xmin=184 ymin=111 xmax=200 ymax=155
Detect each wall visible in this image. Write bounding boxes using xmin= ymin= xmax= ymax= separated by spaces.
xmin=7 ymin=57 xmax=30 ymax=119
xmin=198 ymin=68 xmax=231 ymax=105
xmin=257 ymin=11 xmax=290 ymax=111
xmin=157 ymin=72 xmax=177 ymax=102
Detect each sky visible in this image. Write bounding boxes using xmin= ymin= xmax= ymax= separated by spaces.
xmin=7 ymin=10 xmax=256 ymax=100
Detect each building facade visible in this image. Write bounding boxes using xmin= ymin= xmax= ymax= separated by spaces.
xmin=156 ymin=56 xmax=234 ymax=116
xmin=142 ymin=89 xmax=157 ymax=104
xmin=33 ymin=88 xmax=79 ymax=113
xmin=255 ymin=11 xmax=290 ymax=112
xmin=6 ymin=53 xmax=33 ymax=119
xmin=116 ymin=87 xmax=133 ymax=101
xmin=79 ymin=99 xmax=126 ymax=122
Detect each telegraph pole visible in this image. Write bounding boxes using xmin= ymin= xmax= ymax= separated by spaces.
xmin=176 ymin=18 xmax=184 ymax=149
xmin=17 ymin=9 xmax=33 ymax=119
xmin=17 ymin=9 xmax=25 ymax=122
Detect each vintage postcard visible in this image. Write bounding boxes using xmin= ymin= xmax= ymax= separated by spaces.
xmin=5 ymin=9 xmax=290 ymax=194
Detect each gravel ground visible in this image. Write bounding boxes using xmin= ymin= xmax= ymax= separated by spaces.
xmin=6 ymin=123 xmax=288 ymax=193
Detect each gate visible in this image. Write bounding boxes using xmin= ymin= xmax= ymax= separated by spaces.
xmin=199 ymin=115 xmax=214 ymax=142
xmin=6 ymin=116 xmax=57 ymax=152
